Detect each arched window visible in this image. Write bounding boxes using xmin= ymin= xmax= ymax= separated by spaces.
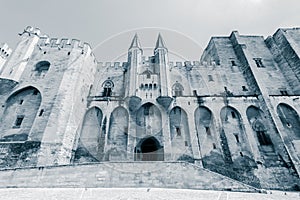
xmin=146 ymin=71 xmax=151 ymax=79
xmin=35 ymin=61 xmax=50 ymax=76
xmin=101 ymin=79 xmax=114 ymax=97
xmin=172 ymin=82 xmax=184 ymax=97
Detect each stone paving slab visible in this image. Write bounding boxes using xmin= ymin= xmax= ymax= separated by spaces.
xmin=0 ymin=188 xmax=298 ymax=200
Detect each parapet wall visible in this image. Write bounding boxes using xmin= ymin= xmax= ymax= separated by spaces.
xmin=98 ymin=62 xmax=128 ymax=70
xmin=19 ymin=26 xmax=93 ymax=56
xmin=38 ymin=37 xmax=92 ymax=52
xmin=97 ymin=61 xmax=221 ymax=71
xmin=169 ymin=60 xmax=220 ymax=69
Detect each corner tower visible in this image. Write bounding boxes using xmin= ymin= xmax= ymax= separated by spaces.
xmin=1 ymin=26 xmax=40 ymax=81
xmin=0 ymin=43 xmax=12 ymax=73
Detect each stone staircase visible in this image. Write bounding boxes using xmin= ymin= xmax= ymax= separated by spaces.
xmin=0 ymin=162 xmax=259 ymax=192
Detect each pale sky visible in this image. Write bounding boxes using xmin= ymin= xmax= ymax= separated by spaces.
xmin=0 ymin=0 xmax=299 ymax=61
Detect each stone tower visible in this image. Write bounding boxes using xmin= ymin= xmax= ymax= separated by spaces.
xmin=0 ymin=26 xmax=299 ymax=191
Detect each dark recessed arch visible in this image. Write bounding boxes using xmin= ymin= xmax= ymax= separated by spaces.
xmin=169 ymin=106 xmax=193 ymax=160
xmin=220 ymin=106 xmax=252 ymax=163
xmin=75 ymin=106 xmax=104 ymax=162
xmin=277 ymin=103 xmax=300 ymax=140
xmin=194 ymin=106 xmax=219 ymax=161
xmin=134 ymin=136 xmax=163 ymax=161
xmin=220 ymin=106 xmax=242 ymax=122
xmin=136 ymin=103 xmax=162 ymax=138
xmin=0 ymin=86 xmax=42 ymax=141
xmin=246 ymin=105 xmax=272 ymax=146
xmin=108 ymin=106 xmax=129 ymax=151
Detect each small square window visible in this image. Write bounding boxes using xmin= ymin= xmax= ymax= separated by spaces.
xmin=19 ymin=100 xmax=24 ymax=105
xmin=234 ymin=133 xmax=240 ymax=143
xmin=231 ymin=111 xmax=236 ymax=119
xmin=242 ymin=86 xmax=248 ymax=91
xmin=184 ymin=141 xmax=188 ymax=146
xmin=254 ymin=58 xmax=264 ymax=68
xmin=212 ymin=143 xmax=216 ymax=149
xmin=280 ymin=90 xmax=288 ymax=95
xmin=193 ymin=90 xmax=197 ymax=96
xmin=208 ymin=75 xmax=213 ymax=81
xmin=176 ymin=127 xmax=181 ymax=136
xmin=14 ymin=115 xmax=24 ymax=128
xmin=231 ymin=60 xmax=236 ymax=66
xmin=39 ymin=109 xmax=44 ymax=117
xmin=205 ymin=127 xmax=211 ymax=135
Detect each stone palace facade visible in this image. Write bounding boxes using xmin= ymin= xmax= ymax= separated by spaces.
xmin=0 ymin=26 xmax=299 ymax=190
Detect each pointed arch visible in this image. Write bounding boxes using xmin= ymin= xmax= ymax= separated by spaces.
xmin=108 ymin=106 xmax=129 ymax=152
xmin=194 ymin=106 xmax=219 ymax=157
xmin=172 ymin=82 xmax=184 ymax=97
xmin=101 ymin=79 xmax=114 ymax=97
xmin=169 ymin=106 xmax=192 ymax=159
xmin=277 ymin=103 xmax=300 ymax=140
xmin=0 ymin=86 xmax=41 ymax=141
xmin=134 ymin=136 xmax=164 ymax=161
xmin=75 ymin=107 xmax=104 ymax=162
xmin=246 ymin=106 xmax=272 ymax=146
xmin=136 ymin=103 xmax=162 ymax=140
xmin=220 ymin=106 xmax=252 ymax=162
xmin=142 ymin=69 xmax=152 ymax=79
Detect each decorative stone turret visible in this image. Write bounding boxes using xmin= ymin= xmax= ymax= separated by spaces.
xmin=127 ymin=34 xmax=143 ymax=97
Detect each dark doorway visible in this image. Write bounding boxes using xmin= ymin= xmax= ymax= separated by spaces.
xmin=135 ymin=137 xmax=164 ymax=161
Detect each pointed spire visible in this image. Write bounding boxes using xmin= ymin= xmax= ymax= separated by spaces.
xmin=155 ymin=33 xmax=167 ymax=49
xmin=129 ymin=33 xmax=141 ymax=49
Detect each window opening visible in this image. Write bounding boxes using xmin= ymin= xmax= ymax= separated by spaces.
xmin=176 ymin=127 xmax=181 ymax=136
xmin=254 ymin=58 xmax=264 ymax=68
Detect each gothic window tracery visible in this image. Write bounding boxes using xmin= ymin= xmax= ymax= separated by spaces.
xmin=253 ymin=119 xmax=272 ymax=146
xmin=172 ymin=82 xmax=184 ymax=97
xmin=101 ymin=79 xmax=114 ymax=97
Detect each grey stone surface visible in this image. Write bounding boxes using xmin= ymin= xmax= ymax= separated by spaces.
xmin=0 ymin=188 xmax=299 ymax=200
xmin=0 ymin=26 xmax=299 ymax=191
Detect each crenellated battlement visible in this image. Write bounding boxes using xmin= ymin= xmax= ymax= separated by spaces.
xmin=0 ymin=43 xmax=12 ymax=58
xmin=97 ymin=60 xmax=220 ymax=71
xmin=19 ymin=26 xmax=93 ymax=52
xmin=168 ymin=60 xmax=219 ymax=69
xmin=98 ymin=62 xmax=128 ymax=70
xmin=38 ymin=37 xmax=92 ymax=51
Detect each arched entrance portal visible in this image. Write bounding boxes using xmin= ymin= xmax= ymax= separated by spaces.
xmin=134 ymin=137 xmax=164 ymax=161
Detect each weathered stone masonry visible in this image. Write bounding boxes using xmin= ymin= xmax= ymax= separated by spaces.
xmin=0 ymin=26 xmax=299 ymax=190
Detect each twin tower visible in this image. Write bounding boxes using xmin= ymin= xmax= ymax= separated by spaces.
xmin=0 ymin=26 xmax=300 ymax=190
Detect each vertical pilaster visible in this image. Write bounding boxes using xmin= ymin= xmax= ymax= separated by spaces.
xmin=161 ymin=110 xmax=172 ymax=161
